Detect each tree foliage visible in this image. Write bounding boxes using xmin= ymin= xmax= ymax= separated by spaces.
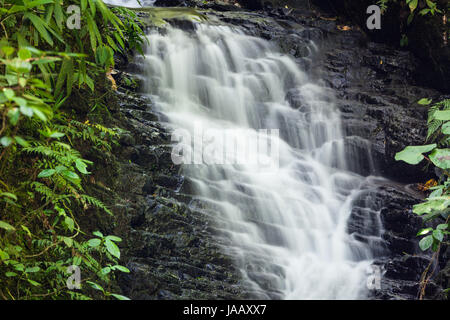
xmin=0 ymin=0 xmax=145 ymax=299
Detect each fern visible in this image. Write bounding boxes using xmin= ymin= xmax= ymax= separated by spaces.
xmin=427 ymin=99 xmax=450 ymax=140
xmin=79 ymin=194 xmax=112 ymax=216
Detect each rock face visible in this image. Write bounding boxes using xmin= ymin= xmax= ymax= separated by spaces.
xmin=99 ymin=71 xmax=247 ymax=299
xmin=311 ymin=0 xmax=450 ymax=94
xmin=100 ymin=2 xmax=448 ymax=300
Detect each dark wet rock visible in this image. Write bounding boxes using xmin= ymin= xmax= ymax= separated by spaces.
xmin=312 ymin=0 xmax=450 ymax=93
xmin=104 ymin=59 xmax=247 ymax=299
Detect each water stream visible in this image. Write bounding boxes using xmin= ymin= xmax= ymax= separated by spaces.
xmin=141 ymin=22 xmax=384 ymax=299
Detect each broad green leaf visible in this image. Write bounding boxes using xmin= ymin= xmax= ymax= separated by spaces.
xmin=18 ymin=48 xmax=31 ymax=60
xmin=105 ymin=235 xmax=122 ymax=243
xmin=93 ymin=231 xmax=103 ymax=238
xmin=112 ymin=265 xmax=130 ymax=273
xmin=432 ymin=229 xmax=444 ymax=242
xmin=417 ymin=228 xmax=432 ymax=236
xmin=64 ymin=216 xmax=74 ymax=232
xmin=437 ymin=224 xmax=448 ymax=230
xmin=0 ymin=136 xmax=13 ymax=147
xmin=408 ymin=0 xmax=418 ymax=11
xmin=14 ymin=136 xmax=29 ymax=147
xmin=63 ymin=237 xmax=73 ymax=247
xmin=75 ymin=159 xmax=89 ymax=174
xmin=110 ymin=293 xmax=131 ymax=300
xmin=86 ymin=281 xmax=104 ymax=292
xmin=7 ymin=108 xmax=20 ymax=125
xmin=3 ymin=88 xmax=15 ymax=100
xmin=25 ymin=266 xmax=40 ymax=273
xmin=413 ymin=198 xmax=449 ymax=215
xmin=20 ymin=105 xmax=34 ymax=117
xmin=87 ymin=238 xmax=101 ymax=247
xmin=433 ymin=110 xmax=450 ymax=121
xmin=49 ymin=132 xmax=65 ymax=138
xmin=1 ymin=192 xmax=17 ymax=201
xmin=394 ymin=144 xmax=436 ymax=164
xmin=38 ymin=169 xmax=56 ymax=178
xmin=100 ymin=267 xmax=111 ymax=275
xmin=105 ymin=239 xmax=120 ymax=259
xmin=5 ymin=272 xmax=17 ymax=277
xmin=429 ymin=148 xmax=450 ymax=169
xmin=1 ymin=46 xmax=15 ymax=56
xmin=61 ymin=170 xmax=80 ymax=181
xmin=442 ymin=122 xmax=450 ymax=135
xmin=417 ymin=98 xmax=432 ymax=105
xmin=419 ymin=235 xmax=433 ymax=251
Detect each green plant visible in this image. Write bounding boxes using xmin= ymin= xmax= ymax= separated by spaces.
xmin=377 ymin=0 xmax=446 ymax=46
xmin=395 ymin=98 xmax=450 ymax=299
xmin=0 ymin=0 xmax=145 ymax=300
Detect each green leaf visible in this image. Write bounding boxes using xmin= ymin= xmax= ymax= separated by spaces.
xmin=18 ymin=48 xmax=31 ymax=60
xmin=395 ymin=144 xmax=436 ymax=164
xmin=86 ymin=281 xmax=104 ymax=292
xmin=110 ymin=293 xmax=131 ymax=300
xmin=14 ymin=136 xmax=29 ymax=147
xmin=49 ymin=132 xmax=65 ymax=138
xmin=417 ymin=228 xmax=432 ymax=236
xmin=3 ymin=88 xmax=15 ymax=100
xmin=5 ymin=272 xmax=17 ymax=277
xmin=25 ymin=266 xmax=40 ymax=273
xmin=20 ymin=105 xmax=34 ymax=117
xmin=417 ymin=98 xmax=432 ymax=105
xmin=63 ymin=237 xmax=73 ymax=248
xmin=55 ymin=58 xmax=73 ymax=97
xmin=408 ymin=0 xmax=418 ymax=11
xmin=1 ymin=192 xmax=17 ymax=201
xmin=112 ymin=265 xmax=130 ymax=273
xmin=1 ymin=46 xmax=15 ymax=56
xmin=436 ymin=224 xmax=448 ymax=230
xmin=433 ymin=110 xmax=450 ymax=121
xmin=61 ymin=170 xmax=80 ymax=181
xmin=38 ymin=169 xmax=56 ymax=178
xmin=93 ymin=231 xmax=103 ymax=238
xmin=23 ymin=13 xmax=54 ymax=46
xmin=413 ymin=198 xmax=449 ymax=215
xmin=0 ymin=220 xmax=16 ymax=231
xmin=429 ymin=148 xmax=450 ymax=169
xmin=64 ymin=216 xmax=74 ymax=232
xmin=0 ymin=136 xmax=13 ymax=147
xmin=7 ymin=108 xmax=20 ymax=125
xmin=100 ymin=267 xmax=111 ymax=275
xmin=105 ymin=239 xmax=120 ymax=259
xmin=75 ymin=159 xmax=89 ymax=174
xmin=432 ymin=229 xmax=444 ymax=242
xmin=419 ymin=235 xmax=433 ymax=251
xmin=105 ymin=235 xmax=122 ymax=243
xmin=87 ymin=238 xmax=101 ymax=247
xmin=442 ymin=122 xmax=450 ymax=135
xmin=27 ymin=279 xmax=41 ymax=286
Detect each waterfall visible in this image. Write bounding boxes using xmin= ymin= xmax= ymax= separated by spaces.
xmin=142 ymin=23 xmax=382 ymax=299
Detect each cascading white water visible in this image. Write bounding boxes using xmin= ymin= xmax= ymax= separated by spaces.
xmin=143 ymin=23 xmax=380 ymax=299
